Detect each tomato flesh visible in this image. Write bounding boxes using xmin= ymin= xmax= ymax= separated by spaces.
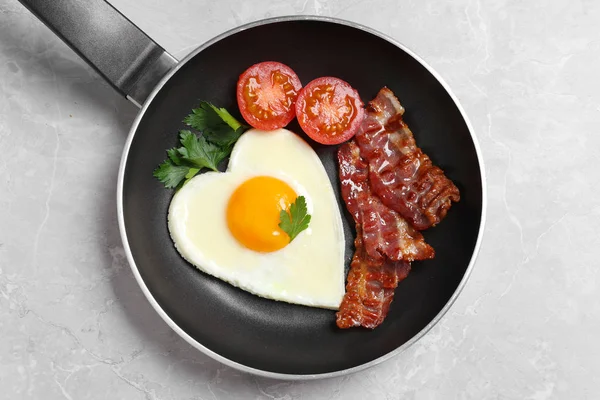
xmin=237 ymin=62 xmax=302 ymax=131
xmin=295 ymin=77 xmax=364 ymax=145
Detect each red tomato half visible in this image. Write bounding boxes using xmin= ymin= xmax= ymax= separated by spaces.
xmin=295 ymin=77 xmax=365 ymax=145
xmin=237 ymin=61 xmax=302 ymax=131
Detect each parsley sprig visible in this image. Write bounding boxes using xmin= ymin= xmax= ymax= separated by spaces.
xmin=153 ymin=102 xmax=248 ymax=188
xmin=278 ymin=196 xmax=311 ymax=242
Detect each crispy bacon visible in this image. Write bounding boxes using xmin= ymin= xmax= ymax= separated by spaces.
xmin=336 ymin=88 xmax=460 ymax=329
xmin=354 ymin=87 xmax=460 ymax=230
xmin=336 ymin=141 xmax=432 ymax=329
xmin=338 ymin=141 xmax=434 ymax=262
xmin=336 ymin=227 xmax=411 ymax=329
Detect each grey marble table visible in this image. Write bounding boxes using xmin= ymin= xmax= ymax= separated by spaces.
xmin=1 ymin=0 xmax=598 ymax=399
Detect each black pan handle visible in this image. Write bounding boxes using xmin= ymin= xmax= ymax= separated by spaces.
xmin=18 ymin=0 xmax=177 ymax=107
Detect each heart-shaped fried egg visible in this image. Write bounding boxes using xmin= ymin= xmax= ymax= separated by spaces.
xmin=168 ymin=129 xmax=345 ymax=309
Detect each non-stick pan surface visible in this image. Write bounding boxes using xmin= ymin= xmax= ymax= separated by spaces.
xmin=118 ymin=17 xmax=485 ymax=378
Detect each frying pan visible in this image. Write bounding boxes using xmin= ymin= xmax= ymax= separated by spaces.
xmin=18 ymin=0 xmax=486 ymax=379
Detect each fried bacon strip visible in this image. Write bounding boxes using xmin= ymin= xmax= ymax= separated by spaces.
xmin=336 ymin=227 xmax=411 ymax=329
xmin=336 ymin=87 xmax=460 ymax=329
xmin=354 ymin=87 xmax=460 ymax=230
xmin=338 ymin=141 xmax=434 ymax=262
xmin=336 ymin=141 xmax=432 ymax=329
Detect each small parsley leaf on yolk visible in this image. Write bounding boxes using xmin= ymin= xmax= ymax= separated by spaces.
xmin=278 ymin=196 xmax=311 ymax=242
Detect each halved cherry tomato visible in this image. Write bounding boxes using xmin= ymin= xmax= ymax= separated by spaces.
xmin=295 ymin=77 xmax=365 ymax=145
xmin=237 ymin=61 xmax=302 ymax=131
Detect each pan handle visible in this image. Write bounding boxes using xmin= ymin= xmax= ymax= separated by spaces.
xmin=18 ymin=0 xmax=177 ymax=107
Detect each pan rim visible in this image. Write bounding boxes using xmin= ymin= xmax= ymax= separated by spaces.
xmin=116 ymin=15 xmax=487 ymax=380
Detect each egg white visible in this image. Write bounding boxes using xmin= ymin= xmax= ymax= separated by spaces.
xmin=167 ymin=128 xmax=345 ymax=309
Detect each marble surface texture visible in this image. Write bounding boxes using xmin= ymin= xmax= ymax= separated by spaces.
xmin=1 ymin=0 xmax=599 ymax=398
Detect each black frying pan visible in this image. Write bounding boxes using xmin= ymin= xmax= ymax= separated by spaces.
xmin=19 ymin=0 xmax=486 ymax=379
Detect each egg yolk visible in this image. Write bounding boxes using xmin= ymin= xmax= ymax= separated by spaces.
xmin=227 ymin=176 xmax=297 ymax=252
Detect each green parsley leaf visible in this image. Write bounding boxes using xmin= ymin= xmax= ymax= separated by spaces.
xmin=154 ymin=102 xmax=249 ymax=189
xmin=183 ymin=167 xmax=201 ymax=186
xmin=208 ymin=103 xmax=244 ymax=131
xmin=278 ymin=196 xmax=312 ymax=242
xmin=204 ymin=126 xmax=244 ymax=148
xmin=177 ymin=130 xmax=226 ymax=171
xmin=153 ymin=160 xmax=191 ymax=189
xmin=183 ymin=102 xmax=246 ymax=147
xmin=183 ymin=103 xmax=220 ymax=131
xmin=167 ymin=148 xmax=183 ymax=165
